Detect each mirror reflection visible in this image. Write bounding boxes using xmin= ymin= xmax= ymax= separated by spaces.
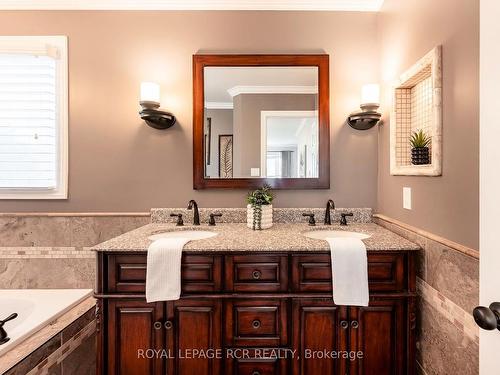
xmin=204 ymin=67 xmax=319 ymax=179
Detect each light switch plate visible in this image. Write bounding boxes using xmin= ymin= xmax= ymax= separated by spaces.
xmin=403 ymin=187 xmax=412 ymax=210
xmin=250 ymin=168 xmax=260 ymax=177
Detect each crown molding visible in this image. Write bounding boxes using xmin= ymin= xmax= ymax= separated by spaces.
xmin=227 ymin=85 xmax=318 ymax=97
xmin=0 ymin=0 xmax=384 ymax=11
xmin=204 ymin=101 xmax=234 ymax=109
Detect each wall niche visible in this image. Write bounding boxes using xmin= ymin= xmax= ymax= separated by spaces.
xmin=390 ymin=46 xmax=442 ymax=176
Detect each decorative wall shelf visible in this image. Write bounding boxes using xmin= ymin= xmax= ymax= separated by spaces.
xmin=390 ymin=46 xmax=442 ymax=176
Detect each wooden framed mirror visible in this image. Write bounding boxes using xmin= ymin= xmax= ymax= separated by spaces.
xmin=193 ymin=54 xmax=329 ymax=189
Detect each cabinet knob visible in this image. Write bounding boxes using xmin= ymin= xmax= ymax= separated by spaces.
xmin=153 ymin=320 xmax=163 ymax=330
xmin=252 ymin=319 xmax=261 ymax=329
xmin=252 ymin=371 xmax=261 ymax=375
xmin=351 ymin=320 xmax=359 ymax=329
xmin=473 ymin=302 xmax=500 ymax=331
xmin=252 ymin=270 xmax=262 ymax=280
xmin=164 ymin=320 xmax=173 ymax=330
xmin=340 ymin=320 xmax=349 ymax=329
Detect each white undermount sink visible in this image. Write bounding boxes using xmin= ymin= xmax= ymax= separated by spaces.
xmin=148 ymin=230 xmax=218 ymax=241
xmin=303 ymin=230 xmax=370 ymax=240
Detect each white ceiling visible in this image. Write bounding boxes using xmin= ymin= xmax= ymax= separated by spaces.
xmin=0 ymin=0 xmax=385 ymax=11
xmin=205 ymin=67 xmax=318 ymax=103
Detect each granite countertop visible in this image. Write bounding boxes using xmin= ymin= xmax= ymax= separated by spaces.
xmin=90 ymin=222 xmax=420 ymax=252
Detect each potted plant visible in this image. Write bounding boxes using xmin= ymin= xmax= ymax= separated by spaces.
xmin=410 ymin=129 xmax=431 ymax=165
xmin=246 ymin=184 xmax=274 ymax=230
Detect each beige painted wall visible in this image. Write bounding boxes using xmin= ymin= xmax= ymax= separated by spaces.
xmin=377 ymin=0 xmax=479 ymax=249
xmin=0 ymin=11 xmax=379 ymax=212
xmin=233 ymin=93 xmax=316 ymax=177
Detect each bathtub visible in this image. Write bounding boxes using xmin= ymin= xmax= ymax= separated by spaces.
xmin=0 ymin=289 xmax=93 ymax=356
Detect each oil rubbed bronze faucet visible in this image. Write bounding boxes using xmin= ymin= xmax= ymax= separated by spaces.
xmin=170 ymin=213 xmax=184 ymax=226
xmin=340 ymin=212 xmax=354 ymax=226
xmin=0 ymin=313 xmax=18 ymax=345
xmin=324 ymin=199 xmax=336 ymax=225
xmin=208 ymin=213 xmax=222 ymax=226
xmin=302 ymin=213 xmax=316 ymax=226
xmin=187 ymin=200 xmax=200 ymax=226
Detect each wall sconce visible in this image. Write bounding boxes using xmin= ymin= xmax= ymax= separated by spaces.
xmin=139 ymin=82 xmax=176 ymax=130
xmin=347 ymin=84 xmax=382 ymax=130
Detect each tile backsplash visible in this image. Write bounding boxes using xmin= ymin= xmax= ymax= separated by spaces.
xmin=373 ymin=215 xmax=478 ymax=375
xmin=0 ymin=214 xmax=149 ymax=289
xmin=0 ymin=209 xmax=372 ymax=289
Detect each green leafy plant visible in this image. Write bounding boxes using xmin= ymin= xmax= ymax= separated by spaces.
xmin=246 ymin=184 xmax=274 ymax=206
xmin=247 ymin=184 xmax=274 ymax=230
xmin=409 ymin=129 xmax=431 ymax=148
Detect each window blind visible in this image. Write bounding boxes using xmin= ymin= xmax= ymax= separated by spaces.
xmin=0 ymin=53 xmax=58 ymax=189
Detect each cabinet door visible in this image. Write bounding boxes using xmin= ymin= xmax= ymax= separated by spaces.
xmin=349 ymin=298 xmax=407 ymax=375
xmin=166 ymin=299 xmax=222 ymax=375
xmin=107 ymin=300 xmax=165 ymax=375
xmin=291 ymin=299 xmax=348 ymax=375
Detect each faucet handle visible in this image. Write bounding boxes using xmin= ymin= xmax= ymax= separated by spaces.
xmin=208 ymin=213 xmax=222 ymax=226
xmin=0 ymin=313 xmax=17 ymax=326
xmin=340 ymin=212 xmax=354 ymax=226
xmin=302 ymin=213 xmax=316 ymax=226
xmin=170 ymin=213 xmax=184 ymax=226
xmin=0 ymin=312 xmax=17 ymax=343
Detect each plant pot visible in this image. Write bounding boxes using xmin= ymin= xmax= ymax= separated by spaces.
xmin=247 ymin=204 xmax=273 ymax=230
xmin=411 ymin=147 xmax=430 ymax=165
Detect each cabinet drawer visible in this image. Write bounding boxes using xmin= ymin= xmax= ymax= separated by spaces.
xmin=225 ymin=255 xmax=288 ymax=292
xmin=225 ymin=299 xmax=288 ymax=347
xmin=181 ymin=255 xmax=223 ymax=292
xmin=106 ymin=254 xmax=222 ymax=293
xmin=291 ymin=253 xmax=406 ymax=292
xmin=225 ymin=352 xmax=289 ymax=375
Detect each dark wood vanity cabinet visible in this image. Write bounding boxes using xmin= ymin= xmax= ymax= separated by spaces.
xmin=104 ymin=298 xmax=222 ymax=375
xmin=96 ymin=251 xmax=416 ymax=375
xmin=106 ymin=300 xmax=165 ymax=375
xmin=292 ymin=299 xmax=347 ymax=375
xmin=166 ymin=299 xmax=223 ymax=375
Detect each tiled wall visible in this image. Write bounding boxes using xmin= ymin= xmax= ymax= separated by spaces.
xmin=373 ymin=216 xmax=479 ymax=375
xmin=3 ymin=301 xmax=96 ymax=375
xmin=411 ymin=75 xmax=433 ymax=138
xmin=0 ymin=209 xmax=372 ymax=288
xmin=0 ymin=215 xmax=150 ymax=288
xmin=394 ymin=65 xmax=434 ymax=167
xmin=395 ymin=88 xmax=413 ymax=165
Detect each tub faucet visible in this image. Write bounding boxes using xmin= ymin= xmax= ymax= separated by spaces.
xmin=324 ymin=199 xmax=335 ymax=225
xmin=0 ymin=313 xmax=18 ymax=345
xmin=187 ymin=200 xmax=200 ymax=226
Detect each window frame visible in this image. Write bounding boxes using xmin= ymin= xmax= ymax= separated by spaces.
xmin=0 ymin=35 xmax=68 ymax=199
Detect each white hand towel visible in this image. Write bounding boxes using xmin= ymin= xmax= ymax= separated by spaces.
xmin=327 ymin=237 xmax=369 ymax=306
xmin=146 ymin=237 xmax=190 ymax=303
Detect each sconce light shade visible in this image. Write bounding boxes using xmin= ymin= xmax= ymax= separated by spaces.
xmin=347 ymin=83 xmax=382 ymax=131
xmin=139 ymin=82 xmax=176 ymax=130
xmin=140 ymin=82 xmax=160 ymax=108
xmin=360 ymin=84 xmax=380 ymax=110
